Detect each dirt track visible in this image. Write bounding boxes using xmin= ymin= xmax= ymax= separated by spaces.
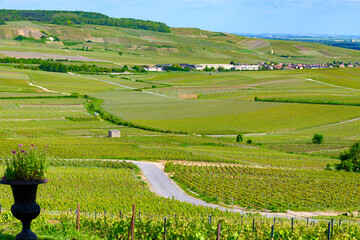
xmin=0 ymin=50 xmax=106 ymax=62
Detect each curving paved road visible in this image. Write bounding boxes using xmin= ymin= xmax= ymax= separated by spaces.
xmin=132 ymin=161 xmax=227 ymax=207
xmin=131 ymin=161 xmax=324 ymax=221
xmin=132 ymin=161 xmax=276 ymax=216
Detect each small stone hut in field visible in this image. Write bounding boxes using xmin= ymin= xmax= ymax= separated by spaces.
xmin=108 ymin=130 xmax=121 ymax=138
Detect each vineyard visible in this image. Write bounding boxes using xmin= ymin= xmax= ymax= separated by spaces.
xmin=2 ymin=210 xmax=360 ymax=239
xmin=165 ymin=163 xmax=360 ymax=212
xmin=96 ymin=89 xmax=360 ymax=135
xmin=1 ymin=160 xmax=359 ymax=239
xmin=0 ymin=136 xmax=339 ymax=169
xmin=0 ymin=26 xmax=360 ymax=238
xmin=0 ymin=161 xmax=231 ymax=218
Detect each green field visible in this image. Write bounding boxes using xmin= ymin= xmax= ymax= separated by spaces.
xmin=1 ymin=20 xmax=360 ymax=239
xmin=98 ymin=91 xmax=360 ymax=134
xmin=0 ymin=66 xmax=359 ymax=164
xmin=92 ymin=69 xmax=360 ymax=136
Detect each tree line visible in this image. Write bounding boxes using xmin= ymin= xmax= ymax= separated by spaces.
xmin=0 ymin=10 xmax=171 ymax=33
xmin=0 ymin=57 xmax=133 ymax=73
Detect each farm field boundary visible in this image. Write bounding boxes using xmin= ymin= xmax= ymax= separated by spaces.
xmin=255 ymin=97 xmax=360 ymax=106
xmin=305 ymin=78 xmax=360 ymax=92
xmin=0 ymin=50 xmax=108 ymax=62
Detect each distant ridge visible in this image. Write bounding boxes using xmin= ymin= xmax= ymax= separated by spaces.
xmin=0 ymin=9 xmax=171 ymax=33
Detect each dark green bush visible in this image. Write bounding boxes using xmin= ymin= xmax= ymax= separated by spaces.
xmin=312 ymin=133 xmax=324 ymax=144
xmin=337 ymin=141 xmax=360 ymax=172
xmin=236 ymin=134 xmax=243 ymax=143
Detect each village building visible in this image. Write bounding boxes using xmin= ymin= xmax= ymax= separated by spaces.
xmin=145 ymin=66 xmax=163 ymax=72
xmin=195 ymin=64 xmax=233 ymax=70
xmin=179 ymin=64 xmax=196 ymax=69
xmin=194 ymin=65 xmax=205 ymax=71
xmin=274 ymin=64 xmax=283 ymax=70
xmin=232 ymin=64 xmax=260 ymax=71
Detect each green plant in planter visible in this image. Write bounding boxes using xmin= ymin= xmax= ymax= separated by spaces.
xmin=3 ymin=144 xmax=47 ymax=181
xmin=1 ymin=144 xmax=48 ymax=240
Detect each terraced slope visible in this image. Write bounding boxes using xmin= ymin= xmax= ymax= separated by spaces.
xmin=0 ymin=21 xmax=359 ymax=64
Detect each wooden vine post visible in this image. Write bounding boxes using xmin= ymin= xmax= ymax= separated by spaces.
xmin=216 ymin=223 xmax=221 ymax=240
xmin=76 ymin=203 xmax=80 ymax=231
xmin=163 ymin=217 xmax=167 ymax=240
xmin=127 ymin=204 xmax=135 ymax=240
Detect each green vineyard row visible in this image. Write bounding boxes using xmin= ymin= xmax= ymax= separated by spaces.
xmin=165 ymin=163 xmax=360 ymax=212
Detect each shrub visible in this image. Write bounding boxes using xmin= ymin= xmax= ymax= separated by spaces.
xmin=312 ymin=134 xmax=324 ymax=144
xmin=236 ymin=134 xmax=243 ymax=143
xmin=325 ymin=163 xmax=336 ymax=171
xmin=337 ymin=141 xmax=360 ymax=172
xmin=246 ymin=139 xmax=252 ymax=144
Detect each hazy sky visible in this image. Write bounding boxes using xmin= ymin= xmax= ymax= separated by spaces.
xmin=1 ymin=0 xmax=360 ymax=35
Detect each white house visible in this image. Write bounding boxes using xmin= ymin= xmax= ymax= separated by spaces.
xmin=194 ymin=64 xmax=205 ymax=71
xmin=145 ymin=66 xmax=163 ymax=72
xmin=232 ymin=64 xmax=260 ymax=71
xmin=207 ymin=64 xmax=233 ymax=70
xmin=196 ymin=64 xmax=233 ymax=70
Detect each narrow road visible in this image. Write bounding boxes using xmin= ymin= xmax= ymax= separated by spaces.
xmin=29 ymin=83 xmax=70 ymax=95
xmin=131 ymin=161 xmax=328 ymax=220
xmin=80 ymin=75 xmax=177 ymax=99
xmin=132 ymin=161 xmax=229 ymax=207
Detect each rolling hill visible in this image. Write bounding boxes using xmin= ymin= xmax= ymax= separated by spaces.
xmin=0 ymin=19 xmax=358 ymax=65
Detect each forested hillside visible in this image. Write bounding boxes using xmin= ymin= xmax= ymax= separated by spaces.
xmin=0 ymin=9 xmax=171 ymax=33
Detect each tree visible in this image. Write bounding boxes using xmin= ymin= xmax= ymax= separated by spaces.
xmin=132 ymin=66 xmax=140 ymax=72
xmin=14 ymin=35 xmax=25 ymax=41
xmin=218 ymin=66 xmax=226 ymax=72
xmin=0 ymin=10 xmax=171 ymax=33
xmin=312 ymin=133 xmax=323 ymax=144
xmin=236 ymin=134 xmax=243 ymax=143
xmin=337 ymin=142 xmax=360 ymax=172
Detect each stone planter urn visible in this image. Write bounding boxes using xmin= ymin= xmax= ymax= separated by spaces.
xmin=0 ymin=178 xmax=48 ymax=240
